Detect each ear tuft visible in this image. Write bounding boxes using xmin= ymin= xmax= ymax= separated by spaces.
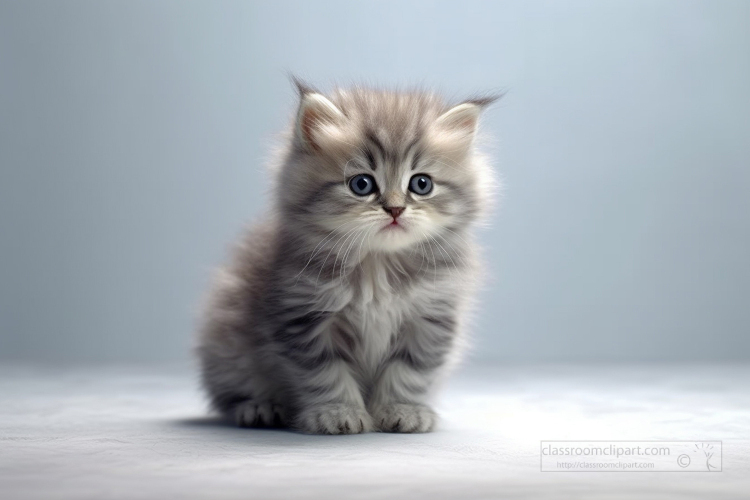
xmin=296 ymin=93 xmax=345 ymax=151
xmin=436 ymin=103 xmax=482 ymax=135
xmin=464 ymin=91 xmax=505 ymax=108
xmin=290 ymin=75 xmax=316 ymax=97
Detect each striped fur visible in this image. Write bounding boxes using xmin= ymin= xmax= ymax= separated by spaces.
xmin=197 ymin=84 xmax=497 ymax=434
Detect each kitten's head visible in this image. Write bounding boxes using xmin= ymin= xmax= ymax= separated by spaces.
xmin=276 ymin=83 xmax=497 ymax=253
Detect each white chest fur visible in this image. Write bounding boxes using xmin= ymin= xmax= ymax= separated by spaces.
xmin=343 ymin=256 xmax=412 ymax=378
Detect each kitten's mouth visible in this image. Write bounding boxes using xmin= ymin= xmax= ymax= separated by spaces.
xmin=382 ymin=219 xmax=405 ymax=231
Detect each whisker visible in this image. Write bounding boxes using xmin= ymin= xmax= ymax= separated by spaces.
xmin=315 ymin=225 xmax=360 ymax=288
xmin=431 ymin=158 xmax=464 ymax=174
xmin=355 ymin=221 xmax=378 ymax=275
xmin=416 ymin=240 xmax=427 ymax=275
xmin=295 ymin=220 xmax=354 ymax=285
xmin=339 ymin=225 xmax=366 ymax=282
xmin=422 ymin=231 xmax=439 ymax=293
xmin=441 ymin=227 xmax=473 ymax=250
xmin=429 ymin=233 xmax=459 ymax=278
xmin=338 ymin=220 xmax=379 ymax=280
xmin=432 ymin=237 xmax=461 ymax=280
xmin=332 ymin=225 xmax=363 ymax=281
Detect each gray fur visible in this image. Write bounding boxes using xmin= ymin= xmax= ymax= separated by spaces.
xmin=197 ymin=84 xmax=497 ymax=434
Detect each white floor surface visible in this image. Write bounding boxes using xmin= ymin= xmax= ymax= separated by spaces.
xmin=1 ymin=363 xmax=749 ymax=499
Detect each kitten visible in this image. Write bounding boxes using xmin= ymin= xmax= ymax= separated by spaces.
xmin=198 ymin=81 xmax=497 ymax=434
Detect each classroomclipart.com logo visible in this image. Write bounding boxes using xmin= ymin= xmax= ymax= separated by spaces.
xmin=540 ymin=441 xmax=722 ymax=472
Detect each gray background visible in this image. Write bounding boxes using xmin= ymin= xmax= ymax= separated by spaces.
xmin=1 ymin=0 xmax=748 ymax=364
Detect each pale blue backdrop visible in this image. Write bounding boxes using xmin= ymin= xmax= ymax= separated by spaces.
xmin=1 ymin=0 xmax=749 ymax=362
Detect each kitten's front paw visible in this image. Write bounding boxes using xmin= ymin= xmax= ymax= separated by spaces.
xmin=372 ymin=403 xmax=437 ymax=433
xmin=295 ymin=404 xmax=373 ymax=435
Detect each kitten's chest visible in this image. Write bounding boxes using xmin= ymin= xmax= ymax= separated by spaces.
xmin=340 ymin=257 xmax=415 ymax=374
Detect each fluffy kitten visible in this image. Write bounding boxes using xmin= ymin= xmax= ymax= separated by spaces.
xmin=198 ymin=82 xmax=497 ymax=434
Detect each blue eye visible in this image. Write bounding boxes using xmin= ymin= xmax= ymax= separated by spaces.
xmin=349 ymin=174 xmax=376 ymax=196
xmin=409 ymin=174 xmax=433 ymax=195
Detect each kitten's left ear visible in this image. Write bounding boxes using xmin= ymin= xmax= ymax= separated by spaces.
xmin=436 ymin=103 xmax=482 ymax=136
xmin=436 ymin=94 xmax=502 ymax=139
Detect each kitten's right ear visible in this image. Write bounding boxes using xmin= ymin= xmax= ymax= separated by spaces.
xmin=295 ymin=91 xmax=346 ymax=152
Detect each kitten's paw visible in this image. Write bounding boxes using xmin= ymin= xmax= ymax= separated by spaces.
xmin=295 ymin=404 xmax=373 ymax=435
xmin=372 ymin=403 xmax=437 ymax=433
xmin=234 ymin=400 xmax=285 ymax=428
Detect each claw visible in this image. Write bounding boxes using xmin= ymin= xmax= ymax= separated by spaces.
xmin=392 ymin=417 xmax=401 ymax=432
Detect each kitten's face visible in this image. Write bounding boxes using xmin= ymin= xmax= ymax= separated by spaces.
xmin=279 ymin=88 xmax=493 ymax=254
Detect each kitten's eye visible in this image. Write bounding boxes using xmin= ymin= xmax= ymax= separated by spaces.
xmin=409 ymin=174 xmax=433 ymax=195
xmin=349 ymin=174 xmax=377 ymax=196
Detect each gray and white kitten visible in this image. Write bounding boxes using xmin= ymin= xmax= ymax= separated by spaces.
xmin=198 ymin=82 xmax=497 ymax=434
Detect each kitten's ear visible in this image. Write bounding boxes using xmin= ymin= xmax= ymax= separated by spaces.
xmin=436 ymin=94 xmax=501 ymax=140
xmin=436 ymin=103 xmax=482 ymax=136
xmin=295 ymin=92 xmax=346 ymax=152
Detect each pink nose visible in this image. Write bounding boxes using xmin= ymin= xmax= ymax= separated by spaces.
xmin=384 ymin=206 xmax=405 ymax=219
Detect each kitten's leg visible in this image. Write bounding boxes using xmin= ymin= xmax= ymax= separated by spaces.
xmin=273 ymin=315 xmax=372 ymax=435
xmin=287 ymin=360 xmax=373 ymax=435
xmin=369 ymin=363 xmax=438 ymax=433
xmin=199 ymin=346 xmax=285 ymax=428
xmin=370 ymin=314 xmax=457 ymax=433
xmin=198 ymin=265 xmax=288 ymax=428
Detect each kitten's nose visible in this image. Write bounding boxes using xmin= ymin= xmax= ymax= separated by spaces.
xmin=384 ymin=206 xmax=405 ymax=219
